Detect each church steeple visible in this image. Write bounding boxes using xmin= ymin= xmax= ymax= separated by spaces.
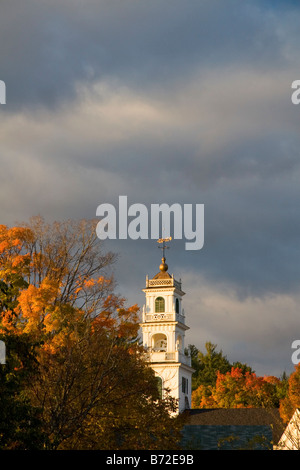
xmin=140 ymin=241 xmax=194 ymax=413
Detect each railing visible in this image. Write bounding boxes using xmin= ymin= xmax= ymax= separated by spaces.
xmin=145 ymin=276 xmax=182 ymax=290
xmin=144 ymin=349 xmax=192 ymax=367
xmin=143 ymin=312 xmax=185 ymax=323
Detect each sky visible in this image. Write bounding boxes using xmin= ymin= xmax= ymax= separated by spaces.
xmin=1 ymin=0 xmax=300 ymax=377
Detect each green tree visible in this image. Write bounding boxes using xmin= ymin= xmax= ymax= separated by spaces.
xmin=190 ymin=341 xmax=252 ymax=391
xmin=0 ymin=332 xmax=45 ymax=449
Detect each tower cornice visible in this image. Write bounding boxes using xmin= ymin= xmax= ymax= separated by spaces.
xmin=143 ymin=275 xmax=185 ymax=296
xmin=140 ymin=320 xmax=190 ymax=331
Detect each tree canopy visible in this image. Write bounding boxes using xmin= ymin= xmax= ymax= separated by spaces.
xmin=279 ymin=363 xmax=300 ymax=424
xmin=0 ymin=218 xmax=184 ymax=450
xmin=191 ymin=342 xmax=287 ymax=410
xmin=190 ymin=341 xmax=252 ymax=391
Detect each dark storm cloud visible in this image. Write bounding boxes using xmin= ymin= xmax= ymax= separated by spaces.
xmin=1 ymin=0 xmax=300 ymax=375
xmin=0 ymin=0 xmax=293 ymax=111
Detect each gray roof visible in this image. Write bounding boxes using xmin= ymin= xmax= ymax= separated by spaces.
xmin=181 ymin=408 xmax=285 ymax=450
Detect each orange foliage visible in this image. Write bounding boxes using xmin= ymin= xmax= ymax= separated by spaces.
xmin=279 ymin=363 xmax=300 ymax=423
xmin=15 ymin=278 xmax=59 ymax=334
xmin=0 ymin=222 xmax=139 ymax=357
xmin=0 ymin=225 xmax=32 ymax=279
xmin=192 ymin=367 xmax=281 ymax=409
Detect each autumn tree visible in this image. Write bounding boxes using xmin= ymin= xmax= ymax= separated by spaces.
xmin=0 ymin=218 xmax=184 ymax=450
xmin=279 ymin=363 xmax=300 ymax=424
xmin=0 ymin=226 xmax=46 ymax=448
xmin=192 ymin=367 xmax=284 ymax=409
xmin=190 ymin=341 xmax=252 ymax=391
xmin=28 ymin=297 xmax=184 ymax=450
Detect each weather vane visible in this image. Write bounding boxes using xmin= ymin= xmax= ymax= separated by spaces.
xmin=157 ymin=236 xmax=172 ymax=259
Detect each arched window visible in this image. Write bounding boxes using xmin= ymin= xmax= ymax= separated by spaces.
xmin=175 ymin=298 xmax=180 ymax=314
xmin=152 ymin=333 xmax=167 ymax=351
xmin=155 ymin=296 xmax=165 ymax=313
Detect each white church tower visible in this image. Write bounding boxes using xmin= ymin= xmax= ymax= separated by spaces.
xmin=140 ymin=240 xmax=194 ymax=413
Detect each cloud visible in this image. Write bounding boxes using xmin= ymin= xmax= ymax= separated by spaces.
xmin=1 ymin=0 xmax=297 ymax=110
xmin=1 ymin=0 xmax=300 ymax=375
xmin=175 ymin=269 xmax=300 ymax=376
xmin=1 ymin=61 xmax=300 ymax=291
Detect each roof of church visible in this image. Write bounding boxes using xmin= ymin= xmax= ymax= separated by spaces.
xmin=153 ymin=270 xmax=172 ymax=280
xmin=183 ymin=408 xmax=285 ymax=447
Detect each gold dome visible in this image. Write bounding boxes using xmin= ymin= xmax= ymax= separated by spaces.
xmin=159 ymin=257 xmax=168 ymax=272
